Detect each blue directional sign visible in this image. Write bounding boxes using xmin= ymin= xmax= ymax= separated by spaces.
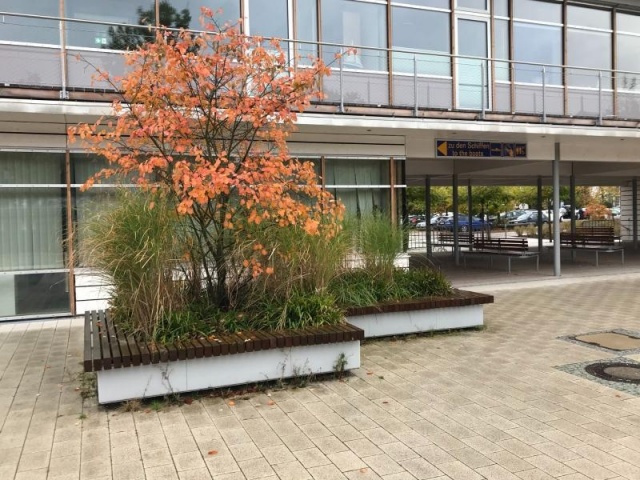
xmin=436 ymin=140 xmax=527 ymax=158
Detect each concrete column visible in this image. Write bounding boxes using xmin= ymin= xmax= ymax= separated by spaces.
xmin=553 ymin=144 xmax=561 ymax=277
xmin=425 ymin=176 xmax=432 ymax=257
xmin=453 ymin=174 xmax=459 ymax=265
xmin=467 ymin=180 xmax=473 ymax=248
xmin=570 ymin=173 xmax=576 ymax=236
xmin=633 ymin=177 xmax=638 ymax=250
xmin=537 ymin=177 xmax=543 ymax=253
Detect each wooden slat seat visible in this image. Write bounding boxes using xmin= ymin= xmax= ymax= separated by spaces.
xmin=84 ymin=311 xmax=364 ymax=373
xmin=559 ymin=227 xmax=623 ymax=266
xmin=462 ymin=237 xmax=539 ymax=273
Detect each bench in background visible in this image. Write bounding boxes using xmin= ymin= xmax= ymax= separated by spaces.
xmin=462 ymin=237 xmax=539 ymax=273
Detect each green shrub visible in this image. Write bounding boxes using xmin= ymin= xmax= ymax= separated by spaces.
xmin=81 ymin=189 xmax=188 ymax=338
xmin=329 ymin=267 xmax=452 ymax=308
xmin=355 ymin=214 xmax=405 ymax=281
xmin=221 ymin=290 xmax=344 ymax=333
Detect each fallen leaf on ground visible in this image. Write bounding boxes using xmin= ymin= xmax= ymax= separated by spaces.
xmin=359 ymin=468 xmax=368 ymax=473
xmin=228 ymin=400 xmax=235 ymax=406
xmin=183 ymin=397 xmax=193 ymax=405
xmin=267 ymin=400 xmax=275 ymax=406
xmin=208 ymin=450 xmax=218 ymax=456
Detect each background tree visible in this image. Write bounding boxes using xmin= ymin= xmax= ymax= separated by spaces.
xmin=108 ymin=1 xmax=191 ymax=50
xmin=71 ymin=10 xmax=342 ymax=309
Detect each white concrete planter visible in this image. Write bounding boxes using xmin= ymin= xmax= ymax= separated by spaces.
xmin=96 ymin=341 xmax=360 ymax=404
xmin=346 ymin=290 xmax=493 ymax=338
xmin=84 ymin=312 xmax=364 ymax=404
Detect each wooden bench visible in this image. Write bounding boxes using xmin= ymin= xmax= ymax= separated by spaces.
xmin=559 ymin=228 xmax=623 ymax=266
xmin=462 ymin=237 xmax=539 ymax=273
xmin=435 ymin=232 xmax=475 ymax=251
xmin=83 ymin=310 xmax=364 ymax=373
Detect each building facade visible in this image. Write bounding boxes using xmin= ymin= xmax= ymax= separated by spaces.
xmin=2 ymin=0 xmax=640 ymax=320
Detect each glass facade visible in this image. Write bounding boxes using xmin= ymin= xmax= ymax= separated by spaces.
xmin=324 ymin=158 xmax=393 ymax=216
xmin=0 ymin=153 xmax=68 ymax=317
xmin=248 ymin=0 xmax=288 ymax=38
xmin=513 ymin=0 xmax=562 ymax=85
xmin=617 ymin=13 xmax=640 ymax=92
xmin=0 ymin=151 xmax=401 ymax=319
xmin=322 ymin=0 xmax=387 ymax=71
xmin=567 ymin=6 xmax=612 ymax=89
xmin=392 ymin=6 xmax=450 ymax=76
xmin=0 ymin=0 xmax=58 ymax=44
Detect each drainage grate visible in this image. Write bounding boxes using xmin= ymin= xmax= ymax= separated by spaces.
xmin=585 ymin=362 xmax=640 ymax=384
xmin=556 ymin=358 xmax=640 ymax=396
xmin=559 ymin=329 xmax=640 ymax=355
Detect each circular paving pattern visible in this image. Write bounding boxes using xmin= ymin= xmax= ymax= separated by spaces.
xmin=585 ymin=362 xmax=640 ymax=384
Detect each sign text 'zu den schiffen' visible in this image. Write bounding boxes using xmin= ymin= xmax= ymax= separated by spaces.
xmin=436 ymin=140 xmax=527 ymax=158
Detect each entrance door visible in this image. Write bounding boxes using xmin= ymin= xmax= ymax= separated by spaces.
xmin=456 ymin=17 xmax=490 ymax=110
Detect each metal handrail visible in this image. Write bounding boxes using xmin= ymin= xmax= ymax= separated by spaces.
xmin=1 ymin=10 xmax=640 ymax=78
xmin=2 ymin=10 xmax=640 ymax=122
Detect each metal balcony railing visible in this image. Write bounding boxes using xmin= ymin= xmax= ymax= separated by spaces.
xmin=2 ymin=11 xmax=640 ymax=123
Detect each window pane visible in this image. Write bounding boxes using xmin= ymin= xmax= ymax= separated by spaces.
xmin=0 ymin=152 xmax=64 ymax=184
xmin=329 ymin=188 xmax=389 ymax=216
xmin=0 ymin=188 xmax=65 ymax=270
xmin=325 ymin=159 xmax=390 ymax=186
xmin=391 ymin=1 xmax=449 ymax=8
xmin=494 ymin=19 xmax=510 ymax=81
xmin=174 ymin=1 xmax=241 ymax=30
xmin=513 ymin=22 xmax=562 ymax=84
xmin=0 ymin=0 xmax=58 ymax=44
xmin=322 ymin=0 xmax=387 ymax=71
xmin=457 ymin=18 xmax=488 ymax=109
xmin=617 ymin=13 xmax=640 ymax=35
xmin=494 ymin=0 xmax=509 ymax=17
xmin=567 ymin=29 xmax=611 ymax=88
xmin=0 ymin=153 xmax=66 ymax=272
xmin=513 ymin=0 xmax=561 ymax=23
xmin=296 ymin=0 xmax=318 ymax=63
xmin=65 ymin=0 xmax=158 ymax=49
xmin=617 ymin=34 xmax=640 ymax=91
xmin=248 ymin=0 xmax=288 ymax=38
xmin=567 ymin=5 xmax=610 ymax=30
xmin=392 ymin=7 xmax=450 ymax=75
xmin=458 ymin=0 xmax=487 ymax=11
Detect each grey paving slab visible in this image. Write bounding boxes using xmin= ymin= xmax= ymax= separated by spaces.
xmin=6 ymin=272 xmax=640 ymax=478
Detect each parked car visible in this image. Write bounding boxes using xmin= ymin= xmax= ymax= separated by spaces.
xmin=498 ymin=209 xmax=527 ymax=224
xmin=507 ymin=210 xmax=549 ymax=226
xmin=438 ymin=214 xmax=489 ymax=232
xmin=415 ymin=214 xmax=449 ymax=229
xmin=408 ymin=215 xmax=426 ymax=228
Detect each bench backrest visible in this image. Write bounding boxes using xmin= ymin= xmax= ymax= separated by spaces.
xmin=437 ymin=232 xmax=473 ymax=245
xmin=560 ymin=233 xmax=615 ymax=246
xmin=472 ymin=237 xmax=529 ymax=252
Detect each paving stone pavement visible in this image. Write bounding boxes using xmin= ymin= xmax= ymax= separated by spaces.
xmin=3 ymin=274 xmax=640 ymax=479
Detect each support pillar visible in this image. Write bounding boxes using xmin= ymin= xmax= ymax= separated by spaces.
xmin=467 ymin=180 xmax=473 ymax=248
xmin=425 ymin=176 xmax=432 ymax=257
xmin=453 ymin=174 xmax=459 ymax=265
xmin=553 ymin=144 xmax=561 ymax=277
xmin=570 ymin=173 xmax=576 ymax=236
xmin=633 ymin=177 xmax=638 ymax=250
xmin=537 ymin=177 xmax=543 ymax=253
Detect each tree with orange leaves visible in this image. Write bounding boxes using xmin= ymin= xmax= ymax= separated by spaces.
xmin=69 ymin=10 xmax=343 ymax=309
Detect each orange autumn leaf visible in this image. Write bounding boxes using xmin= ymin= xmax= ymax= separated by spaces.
xmin=228 ymin=400 xmax=235 ymax=407
xmin=208 ymin=450 xmax=218 ymax=456
xmin=67 ymin=8 xmax=343 ymax=309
